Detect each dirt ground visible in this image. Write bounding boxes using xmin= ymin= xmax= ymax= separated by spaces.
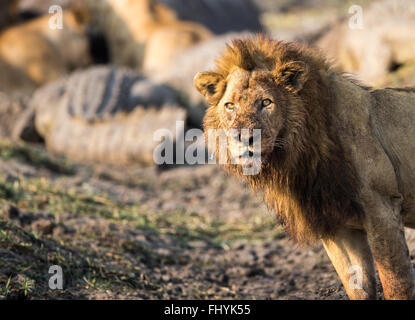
xmin=1 ymin=140 xmax=415 ymax=300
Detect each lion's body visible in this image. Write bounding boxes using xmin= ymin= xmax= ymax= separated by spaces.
xmin=84 ymin=0 xmax=212 ymax=71
xmin=194 ymin=36 xmax=415 ymax=300
xmin=342 ymin=85 xmax=415 ymax=228
xmin=322 ymin=79 xmax=415 ymax=300
xmin=0 ymin=10 xmax=90 ymax=86
xmin=143 ymin=20 xmax=212 ymax=73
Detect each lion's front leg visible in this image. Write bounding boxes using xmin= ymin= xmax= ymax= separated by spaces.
xmin=322 ymin=228 xmax=377 ymax=300
xmin=364 ymin=192 xmax=415 ymax=300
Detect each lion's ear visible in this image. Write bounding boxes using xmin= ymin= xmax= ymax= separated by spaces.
xmin=194 ymin=72 xmax=225 ymax=104
xmin=274 ymin=61 xmax=309 ymax=93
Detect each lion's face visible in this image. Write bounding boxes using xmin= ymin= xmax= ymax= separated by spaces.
xmin=215 ymin=68 xmax=286 ymax=165
xmin=195 ymin=61 xmax=309 ymax=169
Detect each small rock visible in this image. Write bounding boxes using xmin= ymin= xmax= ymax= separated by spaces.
xmin=161 ymin=275 xmax=171 ymax=282
xmin=188 ymin=240 xmax=207 ymax=249
xmin=156 ymin=248 xmax=171 ymax=256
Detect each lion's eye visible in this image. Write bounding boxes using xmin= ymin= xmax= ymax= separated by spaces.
xmin=261 ymin=99 xmax=273 ymax=108
xmin=225 ymin=102 xmax=235 ymax=111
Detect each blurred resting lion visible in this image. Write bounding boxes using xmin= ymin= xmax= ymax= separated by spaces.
xmin=0 ymin=8 xmax=91 ymax=87
xmin=195 ymin=36 xmax=415 ymax=300
xmin=84 ymin=0 xmax=212 ymax=72
xmin=317 ymin=0 xmax=415 ymax=85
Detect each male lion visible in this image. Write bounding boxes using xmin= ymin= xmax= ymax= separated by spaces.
xmin=194 ymin=36 xmax=415 ymax=300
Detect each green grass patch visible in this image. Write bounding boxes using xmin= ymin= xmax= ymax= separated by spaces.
xmin=0 ymin=218 xmax=159 ymax=299
xmin=0 ymin=172 xmax=283 ymax=247
xmin=0 ymin=140 xmax=75 ymax=175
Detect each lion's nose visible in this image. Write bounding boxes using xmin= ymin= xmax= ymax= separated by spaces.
xmin=230 ymin=130 xmax=256 ymax=155
xmin=230 ymin=130 xmax=256 ymax=143
xmin=248 ymin=135 xmax=254 ymax=149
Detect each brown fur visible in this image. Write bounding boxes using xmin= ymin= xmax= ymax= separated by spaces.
xmin=198 ymin=36 xmax=364 ymax=244
xmin=143 ymin=20 xmax=212 ymax=73
xmin=84 ymin=0 xmax=212 ymax=71
xmin=316 ymin=0 xmax=415 ymax=85
xmin=0 ymin=8 xmax=91 ymax=86
xmin=0 ymin=58 xmax=36 ymax=94
xmin=0 ymin=0 xmax=18 ymax=30
xmin=196 ymin=35 xmax=415 ymax=299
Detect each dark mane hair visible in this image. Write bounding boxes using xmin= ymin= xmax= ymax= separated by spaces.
xmin=214 ymin=35 xmax=331 ymax=78
xmin=203 ymin=35 xmax=365 ymax=244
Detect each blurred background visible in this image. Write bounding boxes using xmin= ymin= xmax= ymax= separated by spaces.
xmin=0 ymin=0 xmax=415 ymax=300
